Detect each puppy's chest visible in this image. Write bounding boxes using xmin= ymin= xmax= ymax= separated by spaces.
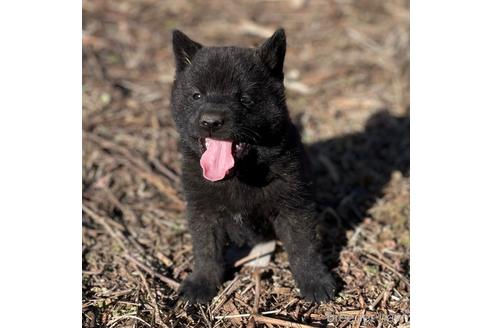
xmin=223 ymin=209 xmax=276 ymax=246
xmin=219 ymin=188 xmax=279 ymax=244
xmin=203 ymin=181 xmax=277 ymax=215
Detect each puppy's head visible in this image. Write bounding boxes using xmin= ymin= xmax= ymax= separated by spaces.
xmin=170 ymin=29 xmax=289 ymax=181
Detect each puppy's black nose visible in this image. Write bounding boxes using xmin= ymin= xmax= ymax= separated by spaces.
xmin=199 ymin=112 xmax=225 ymax=131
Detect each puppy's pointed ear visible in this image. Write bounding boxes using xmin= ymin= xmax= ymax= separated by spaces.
xmin=172 ymin=30 xmax=202 ymax=72
xmin=258 ymin=28 xmax=286 ymax=78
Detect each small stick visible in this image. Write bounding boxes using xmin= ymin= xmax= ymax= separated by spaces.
xmin=124 ymin=253 xmax=180 ymax=290
xmin=101 ymin=288 xmax=134 ymax=298
xmin=135 ymin=264 xmax=164 ymax=325
xmin=150 ymin=158 xmax=180 ymax=184
xmin=368 ymin=290 xmax=385 ymax=311
xmin=83 ymin=204 xmax=181 ymax=291
xmin=211 ymin=275 xmax=241 ymax=313
xmin=338 ymin=317 xmax=351 ymax=328
xmin=247 ymin=269 xmax=263 ymax=328
xmin=358 ymin=295 xmax=366 ymax=309
xmin=198 ymin=306 xmax=212 ymax=328
xmin=240 ymin=282 xmax=255 ymax=296
xmin=369 ymin=282 xmax=394 ymax=311
xmin=338 ymin=310 xmax=376 ymax=317
xmin=253 ymin=270 xmax=261 ymax=314
xmin=214 ymin=310 xmax=283 ymax=320
xmin=252 ymin=315 xmax=316 ymax=328
xmin=239 ymin=20 xmax=275 ymax=38
xmin=382 ymin=287 xmax=393 ymax=309
xmin=234 ymin=251 xmax=274 ymax=267
xmin=218 ymin=313 xmax=252 ymax=320
xmin=83 ymin=205 xmax=128 ymax=252
xmin=353 ymin=309 xmax=365 ymax=328
xmin=281 ymin=298 xmax=299 ymax=311
xmin=107 ymin=314 xmax=151 ymax=328
xmin=364 ymin=253 xmax=410 ymax=286
xmin=85 ymin=133 xmax=184 ymax=209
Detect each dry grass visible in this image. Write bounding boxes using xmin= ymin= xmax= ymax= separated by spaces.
xmin=83 ymin=0 xmax=409 ymax=327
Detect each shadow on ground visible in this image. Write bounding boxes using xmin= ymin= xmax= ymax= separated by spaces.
xmin=305 ymin=110 xmax=410 ymax=285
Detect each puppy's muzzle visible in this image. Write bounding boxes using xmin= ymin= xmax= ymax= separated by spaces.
xmin=199 ymin=111 xmax=225 ymax=133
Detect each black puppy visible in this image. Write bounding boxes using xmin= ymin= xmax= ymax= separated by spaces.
xmin=170 ymin=29 xmax=336 ymax=303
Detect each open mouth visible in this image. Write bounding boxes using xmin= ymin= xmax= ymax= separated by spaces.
xmin=198 ymin=137 xmax=250 ymax=182
xmin=198 ymin=138 xmax=249 ymax=158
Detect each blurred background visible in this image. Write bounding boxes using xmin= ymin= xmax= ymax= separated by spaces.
xmin=83 ymin=0 xmax=409 ymax=327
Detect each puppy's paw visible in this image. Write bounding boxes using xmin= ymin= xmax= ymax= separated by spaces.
xmin=179 ymin=275 xmax=218 ymax=304
xmin=298 ymin=272 xmax=336 ymax=303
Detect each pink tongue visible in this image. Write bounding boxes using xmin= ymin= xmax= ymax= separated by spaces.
xmin=199 ymin=138 xmax=235 ymax=181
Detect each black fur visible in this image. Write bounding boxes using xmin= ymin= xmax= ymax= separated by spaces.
xmin=171 ymin=29 xmax=336 ymax=303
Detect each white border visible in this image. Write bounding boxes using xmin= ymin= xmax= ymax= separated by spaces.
xmin=412 ymin=1 xmax=492 ymax=326
xmin=0 ymin=1 xmax=81 ymax=327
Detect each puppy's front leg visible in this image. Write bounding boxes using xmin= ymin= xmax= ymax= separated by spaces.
xmin=179 ymin=213 xmax=226 ymax=303
xmin=274 ymin=210 xmax=336 ymax=302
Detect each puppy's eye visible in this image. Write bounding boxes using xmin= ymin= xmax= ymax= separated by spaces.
xmin=240 ymin=96 xmax=254 ymax=106
xmin=192 ymin=92 xmax=201 ymax=100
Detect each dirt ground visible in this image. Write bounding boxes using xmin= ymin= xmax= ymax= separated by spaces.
xmin=82 ymin=0 xmax=409 ymax=327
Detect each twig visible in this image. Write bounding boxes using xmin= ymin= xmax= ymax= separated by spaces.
xmin=85 ymin=132 xmax=184 ymax=210
xmin=82 ymin=268 xmax=104 ymax=275
xmin=214 ymin=310 xmax=281 ymax=320
xmin=234 ymin=250 xmax=274 ymax=267
xmin=199 ymin=306 xmax=212 ymax=328
xmin=240 ymin=282 xmax=255 ymax=296
xmin=368 ymin=290 xmax=384 ymax=311
xmin=83 ymin=204 xmax=180 ymax=291
xmin=131 ymin=262 xmax=162 ymax=326
xmin=98 ymin=187 xmax=147 ymax=255
xmin=211 ymin=275 xmax=241 ymax=313
xmin=150 ymin=158 xmax=180 ymax=185
xmin=252 ymin=315 xmax=316 ymax=328
xmin=369 ymin=282 xmax=394 ymax=311
xmin=303 ymin=305 xmax=317 ymax=320
xmin=253 ymin=270 xmax=261 ymax=314
xmin=101 ymin=288 xmax=134 ymax=298
xmin=124 ymin=253 xmax=180 ymax=290
xmin=239 ymin=20 xmax=275 ymax=38
xmin=100 ymin=186 xmax=138 ymax=222
xmin=337 ymin=310 xmax=376 ymax=317
xmin=107 ymin=314 xmax=151 ymax=328
xmin=148 ymin=111 xmax=159 ymax=161
xmin=215 ymin=313 xmax=252 ymax=320
xmin=353 ymin=309 xmax=365 ymax=328
xmin=233 ymin=298 xmax=252 ymax=315
xmin=172 ymin=255 xmax=193 ymax=279
xmin=83 ymin=204 xmax=128 ymax=252
xmin=338 ymin=317 xmax=351 ymax=328
xmin=364 ymin=253 xmax=410 ymax=286
xmin=284 ymin=80 xmax=314 ymax=95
